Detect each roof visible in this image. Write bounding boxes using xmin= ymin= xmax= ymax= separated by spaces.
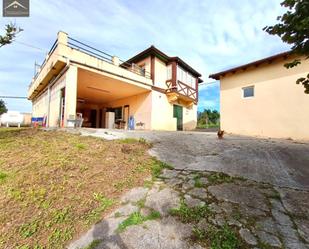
xmin=209 ymin=51 xmax=291 ymax=80
xmin=125 ymin=45 xmax=202 ymax=78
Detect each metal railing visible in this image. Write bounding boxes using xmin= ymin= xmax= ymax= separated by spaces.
xmin=29 ymin=36 xmax=152 ymax=91
xmin=67 ymin=36 xmax=151 ymax=79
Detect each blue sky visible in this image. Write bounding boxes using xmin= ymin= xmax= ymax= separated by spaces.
xmin=0 ymin=0 xmax=289 ymax=113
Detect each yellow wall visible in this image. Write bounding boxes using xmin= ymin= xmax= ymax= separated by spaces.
xmin=151 ymin=91 xmax=177 ymax=130
xmin=106 ymin=91 xmax=152 ymax=130
xmin=183 ymin=104 xmax=197 ymax=130
xmin=220 ymin=56 xmax=309 ymax=140
xmin=49 ymin=74 xmax=66 ymax=127
xmin=154 ymin=58 xmax=168 ymax=89
xmin=32 ymin=91 xmax=48 ymax=117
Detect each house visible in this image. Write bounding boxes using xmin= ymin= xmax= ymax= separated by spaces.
xmin=28 ymin=31 xmax=202 ymax=131
xmin=209 ymin=51 xmax=309 ymax=140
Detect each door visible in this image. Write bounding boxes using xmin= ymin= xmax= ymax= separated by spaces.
xmin=123 ymin=105 xmax=130 ymax=129
xmin=173 ymin=105 xmax=183 ymax=131
xmin=90 ymin=109 xmax=97 ymax=128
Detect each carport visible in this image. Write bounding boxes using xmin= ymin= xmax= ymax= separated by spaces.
xmin=75 ymin=67 xmax=152 ymax=129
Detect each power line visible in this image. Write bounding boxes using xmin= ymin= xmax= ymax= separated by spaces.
xmin=0 ymin=96 xmax=28 ymax=99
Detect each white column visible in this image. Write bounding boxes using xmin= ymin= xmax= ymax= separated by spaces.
xmin=64 ymin=65 xmax=78 ymax=127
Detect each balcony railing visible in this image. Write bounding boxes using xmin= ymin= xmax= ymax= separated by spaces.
xmin=166 ymin=80 xmax=197 ymax=101
xmin=67 ymin=37 xmax=151 ymax=78
xmin=29 ymin=36 xmax=151 ymax=90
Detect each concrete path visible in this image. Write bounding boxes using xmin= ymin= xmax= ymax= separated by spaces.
xmin=79 ymin=129 xmax=309 ymax=190
xmin=69 ymin=169 xmax=309 ymax=249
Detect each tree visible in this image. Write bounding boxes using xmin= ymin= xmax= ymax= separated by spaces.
xmin=0 ymin=99 xmax=8 ymax=115
xmin=0 ymin=23 xmax=23 ymax=48
xmin=197 ymin=109 xmax=220 ymax=128
xmin=264 ymin=0 xmax=309 ymax=93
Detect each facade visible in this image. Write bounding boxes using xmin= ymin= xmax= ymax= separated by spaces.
xmin=210 ymin=52 xmax=309 ymax=140
xmin=28 ymin=32 xmax=202 ymax=131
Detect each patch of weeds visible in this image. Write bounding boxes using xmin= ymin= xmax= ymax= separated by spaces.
xmin=231 ymin=209 xmax=242 ymax=221
xmin=52 ymin=207 xmax=71 ymax=224
xmin=143 ymin=179 xmax=154 ymax=189
xmin=135 ymin=198 xmax=146 ymax=209
xmin=114 ymin=212 xmax=123 ymax=218
xmin=82 ymin=239 xmax=102 ymax=249
xmin=151 ymin=159 xmax=174 ymax=179
xmin=75 ymin=143 xmax=86 ymax=149
xmin=169 ymin=200 xmax=211 ymax=223
xmin=258 ymin=241 xmax=273 ymax=249
xmin=193 ymin=224 xmax=241 ymax=249
xmin=207 ymin=172 xmax=233 ymax=184
xmin=0 ymin=170 xmax=8 ymax=184
xmin=85 ymin=193 xmax=114 ymax=224
xmin=8 ymin=188 xmax=23 ymax=201
xmin=117 ymin=211 xmax=161 ymax=232
xmin=267 ymin=190 xmax=281 ymax=200
xmin=19 ymin=220 xmax=39 ymax=238
xmin=193 ymin=174 xmax=204 ymax=188
xmin=48 ymin=227 xmax=74 ymax=245
xmin=132 ymin=164 xmax=147 ymax=173
xmin=119 ymin=138 xmax=138 ymax=144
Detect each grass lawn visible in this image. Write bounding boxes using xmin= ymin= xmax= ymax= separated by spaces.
xmin=0 ymin=128 xmax=158 ymax=249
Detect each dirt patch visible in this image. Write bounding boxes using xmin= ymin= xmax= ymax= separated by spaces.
xmin=0 ymin=128 xmax=154 ymax=248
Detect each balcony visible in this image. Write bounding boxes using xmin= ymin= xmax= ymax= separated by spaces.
xmin=165 ymin=80 xmax=197 ymax=106
xmin=28 ymin=31 xmax=152 ymax=100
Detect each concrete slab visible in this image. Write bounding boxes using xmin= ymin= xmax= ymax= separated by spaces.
xmin=79 ymin=129 xmax=309 ymax=190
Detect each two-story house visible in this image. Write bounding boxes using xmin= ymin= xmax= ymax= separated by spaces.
xmin=28 ymin=31 xmax=202 ymax=130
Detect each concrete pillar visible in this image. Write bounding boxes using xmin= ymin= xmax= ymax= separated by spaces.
xmin=57 ymin=31 xmax=68 ymax=46
xmin=112 ymin=56 xmax=120 ymax=66
xmin=64 ymin=65 xmax=78 ymax=127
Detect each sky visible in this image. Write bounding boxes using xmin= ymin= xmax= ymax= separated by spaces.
xmin=0 ymin=0 xmax=289 ymax=113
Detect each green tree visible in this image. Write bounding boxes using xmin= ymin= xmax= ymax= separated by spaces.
xmin=197 ymin=109 xmax=220 ymax=128
xmin=264 ymin=0 xmax=309 ymax=93
xmin=0 ymin=99 xmax=8 ymax=115
xmin=0 ymin=23 xmax=22 ymax=48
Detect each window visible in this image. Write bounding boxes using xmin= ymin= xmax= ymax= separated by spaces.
xmin=114 ymin=107 xmax=123 ymax=120
xmin=167 ymin=65 xmax=172 ymax=80
xmin=242 ymin=86 xmax=254 ymax=98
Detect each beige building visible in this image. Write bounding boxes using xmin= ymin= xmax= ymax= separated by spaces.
xmin=210 ymin=52 xmax=309 ymax=140
xmin=28 ymin=31 xmax=202 ymax=131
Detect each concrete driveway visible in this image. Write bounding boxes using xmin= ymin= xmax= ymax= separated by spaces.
xmin=80 ymin=129 xmax=309 ymax=190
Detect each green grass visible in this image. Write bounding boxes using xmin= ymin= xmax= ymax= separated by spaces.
xmin=193 ymin=224 xmax=241 ymax=249
xmin=0 ymin=128 xmax=155 ymax=248
xmin=119 ymin=138 xmax=138 ymax=144
xmin=193 ymin=174 xmax=204 ymax=188
xmin=85 ymin=193 xmax=114 ymax=224
xmin=117 ymin=211 xmax=161 ymax=232
xmin=81 ymin=239 xmax=102 ymax=249
xmin=196 ymin=123 xmax=220 ymax=129
xmin=207 ymin=172 xmax=233 ymax=184
xmin=135 ymin=198 xmax=146 ymax=209
xmin=75 ymin=143 xmax=86 ymax=149
xmin=169 ymin=200 xmax=211 ymax=223
xmin=151 ymin=159 xmax=174 ymax=179
xmin=0 ymin=170 xmax=8 ymax=184
xmin=19 ymin=220 xmax=39 ymax=238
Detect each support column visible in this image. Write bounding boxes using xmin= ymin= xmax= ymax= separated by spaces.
xmin=150 ymin=55 xmax=155 ymax=84
xmin=171 ymin=61 xmax=177 ymax=90
xmin=64 ymin=65 xmax=78 ymax=127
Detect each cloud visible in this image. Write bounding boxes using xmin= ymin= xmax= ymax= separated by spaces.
xmin=0 ymin=0 xmax=288 ymax=112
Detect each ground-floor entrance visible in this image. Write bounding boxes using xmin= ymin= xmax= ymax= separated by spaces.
xmin=173 ymin=105 xmax=183 ymax=131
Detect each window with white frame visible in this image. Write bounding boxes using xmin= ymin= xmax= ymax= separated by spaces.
xmin=242 ymin=86 xmax=254 ymax=98
xmin=177 ymin=65 xmax=196 ymax=89
xmin=167 ymin=64 xmax=172 ymax=80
